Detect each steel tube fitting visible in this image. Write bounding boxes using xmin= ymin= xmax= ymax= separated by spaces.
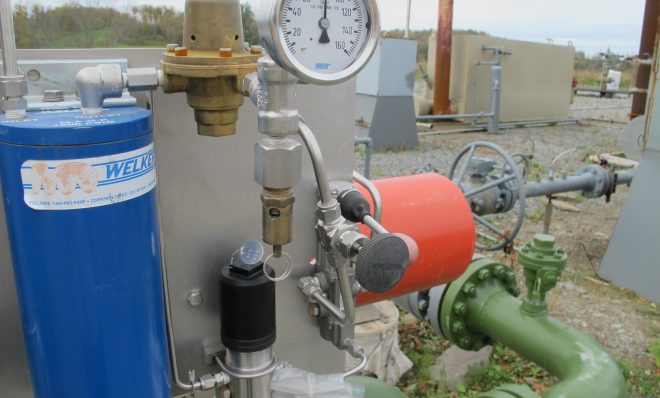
xmin=76 ymin=64 xmax=126 ymax=115
xmin=255 ymin=57 xmax=300 ymax=137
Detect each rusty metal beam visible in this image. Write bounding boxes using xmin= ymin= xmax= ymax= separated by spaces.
xmin=631 ymin=0 xmax=660 ymax=119
xmin=433 ymin=0 xmax=453 ymax=115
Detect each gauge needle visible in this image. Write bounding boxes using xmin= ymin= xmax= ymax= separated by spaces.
xmin=319 ymin=0 xmax=330 ymax=44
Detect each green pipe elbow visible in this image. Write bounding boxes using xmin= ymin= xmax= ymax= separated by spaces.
xmin=348 ymin=376 xmax=406 ymax=398
xmin=438 ymin=259 xmax=627 ymax=398
xmin=478 ymin=384 xmax=539 ymax=398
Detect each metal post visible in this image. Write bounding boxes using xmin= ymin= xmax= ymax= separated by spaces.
xmin=543 ymin=199 xmax=553 ymax=234
xmin=487 ymin=65 xmax=502 ymax=134
xmin=354 ymin=136 xmax=373 ymax=179
xmin=433 ymin=0 xmax=453 ymax=115
xmin=404 ymin=0 xmax=412 ymax=39
xmin=0 ymin=0 xmax=27 ymax=119
xmin=631 ymin=0 xmax=660 ymax=118
xmin=0 ymin=0 xmax=18 ymax=77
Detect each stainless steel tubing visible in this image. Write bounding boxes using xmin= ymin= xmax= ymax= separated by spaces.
xmin=311 ymin=290 xmax=348 ymax=325
xmin=342 ymin=351 xmax=368 ymax=378
xmin=159 ymin=225 xmax=202 ymax=392
xmin=525 ymin=173 xmax=597 ymax=198
xmin=333 ymin=255 xmax=356 ymax=324
xmin=0 ymin=0 xmax=18 ymax=77
xmin=353 ymin=171 xmax=382 ymax=223
xmin=298 ymin=119 xmax=335 ymax=208
xmin=363 ymin=215 xmax=387 ymax=235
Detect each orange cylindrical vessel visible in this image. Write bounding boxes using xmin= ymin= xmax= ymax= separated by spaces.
xmin=356 ymin=173 xmax=475 ymax=306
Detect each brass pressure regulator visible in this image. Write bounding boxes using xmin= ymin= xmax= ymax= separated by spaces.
xmin=160 ymin=0 xmax=262 ymax=137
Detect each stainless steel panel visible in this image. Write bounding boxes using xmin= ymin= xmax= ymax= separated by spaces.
xmin=0 ymin=190 xmax=33 ymax=398
xmin=2 ymin=48 xmax=355 ymax=397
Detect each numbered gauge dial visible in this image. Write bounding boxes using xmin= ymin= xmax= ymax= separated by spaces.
xmin=259 ymin=0 xmax=380 ymax=84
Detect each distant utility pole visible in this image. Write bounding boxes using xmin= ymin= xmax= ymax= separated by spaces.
xmin=405 ymin=0 xmax=412 ymax=38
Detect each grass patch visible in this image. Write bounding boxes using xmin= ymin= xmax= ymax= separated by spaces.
xmin=528 ymin=161 xmax=547 ymax=181
xmin=398 ymin=318 xmax=452 ymax=397
xmin=576 ymin=69 xmax=633 ymax=89
xmin=651 ymin=338 xmax=660 ymax=368
xmin=526 ymin=204 xmax=546 ymax=223
xmin=462 ymin=345 xmax=555 ymax=396
xmin=618 ymin=359 xmax=660 ymax=397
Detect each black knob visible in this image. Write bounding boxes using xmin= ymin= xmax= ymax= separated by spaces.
xmin=337 ymin=189 xmax=371 ymax=223
xmin=356 ymin=233 xmax=410 ymax=293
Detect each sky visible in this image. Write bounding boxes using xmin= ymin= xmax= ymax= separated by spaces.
xmin=17 ymin=0 xmax=647 ymax=55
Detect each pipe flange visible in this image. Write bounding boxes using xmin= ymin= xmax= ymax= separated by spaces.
xmin=578 ymin=165 xmax=612 ymax=199
xmin=439 ymin=259 xmax=520 ymax=351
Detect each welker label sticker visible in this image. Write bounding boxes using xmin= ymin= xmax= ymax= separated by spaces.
xmin=21 ymin=143 xmax=157 ymax=210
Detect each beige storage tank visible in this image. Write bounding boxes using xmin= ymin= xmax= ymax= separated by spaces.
xmin=427 ymin=34 xmax=576 ymax=121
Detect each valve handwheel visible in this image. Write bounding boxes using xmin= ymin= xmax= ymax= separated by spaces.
xmin=355 ymin=233 xmax=409 ymax=293
xmin=449 ymin=141 xmax=527 ymax=252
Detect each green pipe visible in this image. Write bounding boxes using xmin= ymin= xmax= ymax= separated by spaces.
xmin=466 ymin=279 xmax=626 ymax=398
xmin=437 ymin=235 xmax=627 ymax=398
xmin=348 ymin=376 xmax=406 ymax=398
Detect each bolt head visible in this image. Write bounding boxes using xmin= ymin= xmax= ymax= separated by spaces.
xmin=458 ymin=337 xmax=472 ymax=348
xmin=477 ymin=269 xmax=491 ymax=281
xmin=453 ymin=302 xmax=467 ymax=315
xmin=463 ymin=283 xmax=477 ymax=297
xmin=187 ymin=289 xmax=203 ymax=307
xmin=451 ymin=321 xmax=466 ymax=333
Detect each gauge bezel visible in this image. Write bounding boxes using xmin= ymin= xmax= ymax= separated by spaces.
xmin=258 ymin=0 xmax=381 ymax=85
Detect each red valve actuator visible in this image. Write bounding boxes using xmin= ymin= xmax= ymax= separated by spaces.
xmin=356 ymin=173 xmax=475 ymax=306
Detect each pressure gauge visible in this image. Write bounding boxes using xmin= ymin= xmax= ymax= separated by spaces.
xmin=258 ymin=0 xmax=381 ymax=85
xmin=238 ymin=240 xmax=265 ymax=265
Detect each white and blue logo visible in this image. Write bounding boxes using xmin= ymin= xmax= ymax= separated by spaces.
xmin=21 ymin=144 xmax=157 ymax=211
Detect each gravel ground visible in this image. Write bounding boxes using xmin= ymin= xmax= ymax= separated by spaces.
xmin=355 ymin=95 xmax=659 ymax=367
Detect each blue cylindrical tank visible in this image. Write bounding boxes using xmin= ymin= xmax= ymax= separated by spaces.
xmin=0 ymin=107 xmax=171 ymax=398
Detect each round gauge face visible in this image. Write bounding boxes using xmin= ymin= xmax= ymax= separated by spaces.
xmin=279 ymin=0 xmax=370 ymax=76
xmin=239 ymin=240 xmax=265 ymax=265
xmin=259 ymin=0 xmax=380 ymax=84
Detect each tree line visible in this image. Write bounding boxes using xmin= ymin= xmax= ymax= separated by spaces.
xmin=10 ymin=3 xmax=627 ymax=75
xmin=11 ymin=3 xmax=259 ymax=49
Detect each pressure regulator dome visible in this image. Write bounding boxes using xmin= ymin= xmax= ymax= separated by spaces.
xmin=258 ymin=0 xmax=381 ymax=85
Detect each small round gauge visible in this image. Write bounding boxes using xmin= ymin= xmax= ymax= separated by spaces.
xmin=258 ymin=0 xmax=380 ymax=85
xmin=238 ymin=240 xmax=265 ymax=265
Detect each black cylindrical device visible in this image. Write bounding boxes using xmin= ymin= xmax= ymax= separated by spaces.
xmin=219 ymin=262 xmax=276 ymax=352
